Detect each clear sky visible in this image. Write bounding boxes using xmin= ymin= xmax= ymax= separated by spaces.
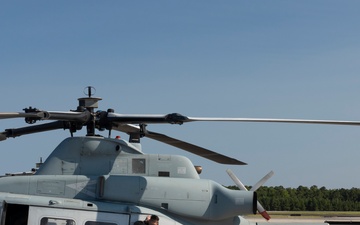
xmin=1 ymin=1 xmax=360 ymax=189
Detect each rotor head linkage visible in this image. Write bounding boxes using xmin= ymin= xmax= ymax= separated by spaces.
xmin=165 ymin=113 xmax=189 ymax=124
xmin=23 ymin=107 xmax=47 ymax=124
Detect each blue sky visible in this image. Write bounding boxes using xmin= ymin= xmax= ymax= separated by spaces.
xmin=1 ymin=1 xmax=360 ymax=189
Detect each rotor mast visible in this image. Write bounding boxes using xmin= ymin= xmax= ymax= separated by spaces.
xmin=77 ymin=86 xmax=102 ymax=136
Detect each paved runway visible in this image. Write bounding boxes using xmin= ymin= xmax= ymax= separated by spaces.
xmin=244 ymin=216 xmax=360 ymax=224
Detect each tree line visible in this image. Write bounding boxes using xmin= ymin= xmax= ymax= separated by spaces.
xmin=227 ymin=185 xmax=360 ymax=211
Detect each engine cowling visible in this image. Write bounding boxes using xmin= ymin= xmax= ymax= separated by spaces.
xmin=100 ymin=175 xmax=257 ymax=220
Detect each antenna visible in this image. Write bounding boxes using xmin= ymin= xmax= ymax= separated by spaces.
xmin=78 ymin=86 xmax=102 ymax=110
xmin=86 ymin=86 xmax=94 ymax=97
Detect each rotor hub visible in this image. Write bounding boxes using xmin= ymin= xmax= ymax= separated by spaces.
xmin=78 ymin=97 xmax=102 ymax=111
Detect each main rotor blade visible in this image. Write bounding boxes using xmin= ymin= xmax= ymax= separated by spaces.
xmin=112 ymin=124 xmax=246 ymax=165
xmin=186 ymin=117 xmax=360 ymax=126
xmin=0 ymin=111 xmax=89 ymax=122
xmin=146 ymin=131 xmax=246 ymax=165
xmin=107 ymin=113 xmax=187 ymax=124
xmin=0 ymin=112 xmax=47 ymax=120
xmin=107 ymin=112 xmax=360 ymax=127
xmin=0 ymin=121 xmax=70 ymax=141
xmin=108 ymin=112 xmax=360 ymax=126
xmin=44 ymin=111 xmax=90 ymax=122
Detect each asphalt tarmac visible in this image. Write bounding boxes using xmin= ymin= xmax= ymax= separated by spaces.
xmin=244 ymin=216 xmax=360 ymax=224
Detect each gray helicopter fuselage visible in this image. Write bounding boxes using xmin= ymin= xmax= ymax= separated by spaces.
xmin=0 ymin=136 xmax=258 ymax=225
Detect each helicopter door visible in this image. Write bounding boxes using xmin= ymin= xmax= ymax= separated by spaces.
xmin=2 ymin=202 xmax=29 ymax=225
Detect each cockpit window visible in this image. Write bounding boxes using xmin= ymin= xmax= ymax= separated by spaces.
xmin=40 ymin=217 xmax=75 ymax=225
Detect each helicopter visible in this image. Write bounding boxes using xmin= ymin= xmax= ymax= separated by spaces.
xmin=0 ymin=87 xmax=358 ymax=225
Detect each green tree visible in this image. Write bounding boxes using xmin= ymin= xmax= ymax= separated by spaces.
xmin=226 ymin=185 xmax=360 ymax=211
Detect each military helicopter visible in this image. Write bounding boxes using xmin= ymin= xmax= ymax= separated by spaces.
xmin=0 ymin=87 xmax=358 ymax=225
